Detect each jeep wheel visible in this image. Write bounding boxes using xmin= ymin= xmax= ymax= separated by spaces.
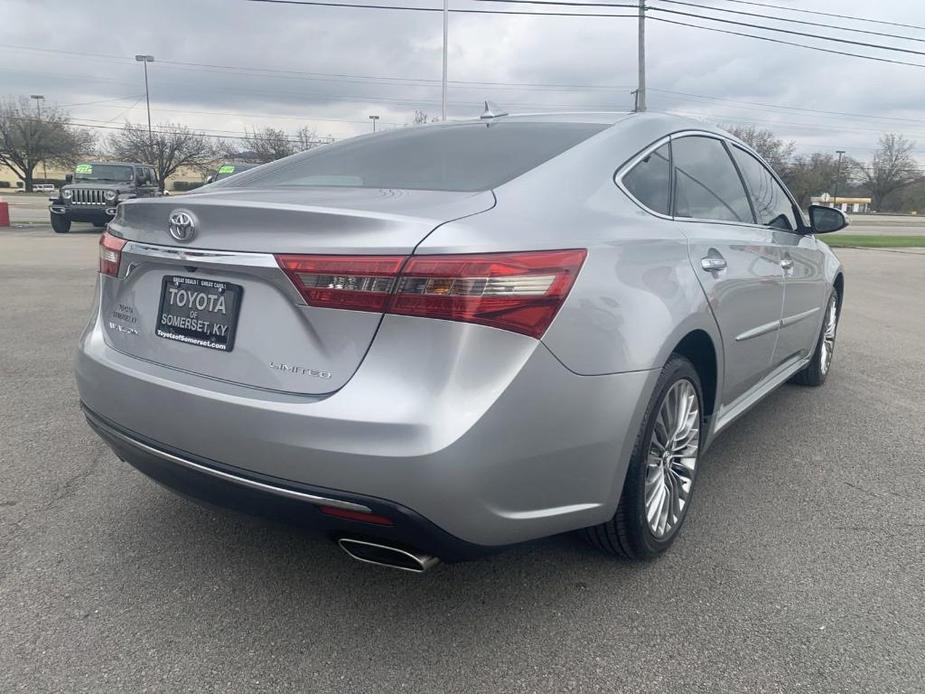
xmin=51 ymin=215 xmax=71 ymax=234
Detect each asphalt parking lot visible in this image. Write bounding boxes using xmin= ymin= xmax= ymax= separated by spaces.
xmin=1 ymin=228 xmax=923 ymax=693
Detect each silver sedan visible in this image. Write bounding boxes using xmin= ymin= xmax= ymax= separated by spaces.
xmin=77 ymin=112 xmax=845 ymax=571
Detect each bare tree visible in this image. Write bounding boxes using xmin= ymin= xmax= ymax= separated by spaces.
xmin=295 ymin=126 xmax=325 ymax=152
xmin=723 ymin=124 xmax=796 ymax=173
xmin=108 ymin=122 xmax=215 ymax=190
xmin=854 ymin=133 xmax=922 ymax=211
xmin=0 ymin=96 xmax=94 ymax=191
xmin=783 ymin=153 xmax=844 ymax=209
xmin=411 ymin=110 xmax=438 ymax=126
xmin=243 ymin=127 xmax=295 ymax=163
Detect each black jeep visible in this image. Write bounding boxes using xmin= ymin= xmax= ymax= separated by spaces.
xmin=49 ymin=162 xmax=159 ymax=233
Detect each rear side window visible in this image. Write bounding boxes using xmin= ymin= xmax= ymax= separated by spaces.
xmin=730 ymin=147 xmax=798 ymax=231
xmin=223 ymin=122 xmax=608 ymax=192
xmin=672 ymin=136 xmax=753 ymax=223
xmin=622 ymin=143 xmax=671 ymax=215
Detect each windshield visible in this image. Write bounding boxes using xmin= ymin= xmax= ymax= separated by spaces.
xmin=74 ymin=164 xmax=134 ymax=183
xmin=222 ymin=122 xmax=608 ymax=192
xmin=214 ymin=164 xmax=255 ymax=181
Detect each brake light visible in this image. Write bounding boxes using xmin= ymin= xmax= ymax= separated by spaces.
xmin=275 ymin=249 xmax=586 ymax=339
xmin=99 ymin=232 xmax=127 ymax=277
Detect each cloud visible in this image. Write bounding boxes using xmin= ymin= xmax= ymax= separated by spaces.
xmin=3 ymin=0 xmax=924 ymax=158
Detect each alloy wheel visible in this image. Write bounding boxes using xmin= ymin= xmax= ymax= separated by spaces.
xmin=820 ymin=295 xmax=838 ymax=375
xmin=645 ymin=379 xmax=700 ymax=539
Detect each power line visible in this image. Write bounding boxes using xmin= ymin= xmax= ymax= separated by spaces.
xmin=711 ymin=0 xmax=925 ymax=33
xmin=648 ymin=6 xmax=925 ymax=57
xmin=247 ymin=0 xmax=636 ymax=18
xmin=649 ymin=0 xmax=925 ymax=44
xmin=649 ymin=16 xmax=925 ymax=69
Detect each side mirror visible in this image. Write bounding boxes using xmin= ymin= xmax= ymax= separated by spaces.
xmin=206 ymin=175 xmax=215 ymax=184
xmin=65 ymin=174 xmax=73 ymax=184
xmin=808 ymin=204 xmax=848 ymax=234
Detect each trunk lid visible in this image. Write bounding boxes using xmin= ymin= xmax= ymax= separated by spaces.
xmin=101 ymin=187 xmax=494 ymax=395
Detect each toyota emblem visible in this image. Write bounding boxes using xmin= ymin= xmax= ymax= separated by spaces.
xmin=168 ymin=209 xmax=197 ymax=242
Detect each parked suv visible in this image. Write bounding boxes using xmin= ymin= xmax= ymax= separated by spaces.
xmin=49 ymin=162 xmax=159 ymax=233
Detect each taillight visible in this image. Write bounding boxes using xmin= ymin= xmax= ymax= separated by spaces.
xmin=276 ymin=255 xmax=405 ymax=312
xmin=99 ymin=232 xmax=127 ymax=277
xmin=391 ymin=250 xmax=586 ymax=338
xmin=275 ymin=249 xmax=586 ymax=339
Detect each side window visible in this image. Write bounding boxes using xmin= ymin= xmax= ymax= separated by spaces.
xmin=731 ymin=147 xmax=798 ymax=231
xmin=622 ymin=143 xmax=671 ymax=215
xmin=671 ymin=136 xmax=753 ymax=223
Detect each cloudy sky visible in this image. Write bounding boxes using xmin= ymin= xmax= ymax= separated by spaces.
xmin=3 ymin=0 xmax=925 ymax=159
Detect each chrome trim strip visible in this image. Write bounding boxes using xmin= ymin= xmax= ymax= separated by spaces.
xmin=714 ymin=354 xmax=812 ymax=434
xmin=781 ymin=306 xmax=820 ymax=328
xmin=122 ymin=241 xmax=280 ymax=268
xmin=735 ymin=318 xmax=781 ymax=342
xmin=84 ymin=409 xmax=372 ymax=513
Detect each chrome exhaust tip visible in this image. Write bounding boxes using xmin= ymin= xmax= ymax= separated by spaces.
xmin=338 ymin=538 xmax=440 ymax=573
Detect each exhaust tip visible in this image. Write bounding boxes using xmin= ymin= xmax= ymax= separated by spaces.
xmin=338 ymin=538 xmax=439 ymax=573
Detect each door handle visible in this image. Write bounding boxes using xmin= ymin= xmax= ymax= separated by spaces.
xmin=701 ymin=256 xmax=727 ymax=272
xmin=780 ymin=257 xmax=794 ymax=271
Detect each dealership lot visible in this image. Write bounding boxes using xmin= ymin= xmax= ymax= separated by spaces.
xmin=0 ymin=229 xmax=922 ymax=693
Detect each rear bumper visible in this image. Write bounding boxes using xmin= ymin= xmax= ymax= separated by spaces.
xmin=83 ymin=405 xmax=492 ymax=561
xmin=76 ymin=287 xmax=656 ymax=547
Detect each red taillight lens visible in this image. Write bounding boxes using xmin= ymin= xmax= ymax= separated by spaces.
xmin=99 ymin=232 xmax=127 ymax=277
xmin=275 ymin=249 xmax=586 ymax=339
xmin=391 ymin=250 xmax=587 ymax=338
xmin=276 ymin=254 xmax=406 ymax=312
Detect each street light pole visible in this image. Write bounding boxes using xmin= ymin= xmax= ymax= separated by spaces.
xmin=134 ymin=55 xmax=155 ymax=148
xmin=30 ymin=95 xmax=47 ymax=184
xmin=636 ymin=0 xmax=647 ymax=112
xmin=369 ymin=115 xmax=380 ymax=133
xmin=833 ymin=150 xmax=846 ymax=210
xmin=442 ymin=0 xmax=448 ymax=121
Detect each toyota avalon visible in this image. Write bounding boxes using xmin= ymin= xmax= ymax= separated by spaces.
xmin=76 ymin=111 xmax=846 ymax=571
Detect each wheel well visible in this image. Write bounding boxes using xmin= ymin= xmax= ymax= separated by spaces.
xmin=673 ymin=330 xmax=718 ymax=419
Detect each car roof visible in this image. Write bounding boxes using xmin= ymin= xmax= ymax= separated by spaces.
xmin=82 ymin=161 xmax=150 ymax=167
xmin=439 ymin=110 xmax=734 ymax=139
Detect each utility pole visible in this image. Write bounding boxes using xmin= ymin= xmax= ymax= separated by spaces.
xmin=30 ymin=95 xmax=47 ymax=183
xmin=442 ymin=0 xmax=449 ymax=120
xmin=833 ymin=150 xmax=846 ymax=210
xmin=369 ymin=114 xmax=380 ymax=133
xmin=636 ymin=0 xmax=647 ymax=112
xmin=135 ymin=55 xmax=155 ymax=149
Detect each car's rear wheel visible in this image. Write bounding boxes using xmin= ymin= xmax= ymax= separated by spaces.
xmin=791 ymin=289 xmax=838 ymax=387
xmin=51 ymin=215 xmax=71 ymax=234
xmin=583 ymin=355 xmax=703 ymax=560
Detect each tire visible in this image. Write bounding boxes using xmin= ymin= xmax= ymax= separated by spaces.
xmin=51 ymin=215 xmax=71 ymax=234
xmin=93 ymin=222 xmax=107 ymax=229
xmin=583 ymin=354 xmax=704 ymax=560
xmin=790 ymin=289 xmax=839 ymax=387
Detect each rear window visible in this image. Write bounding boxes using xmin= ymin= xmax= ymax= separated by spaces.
xmin=221 ymin=122 xmax=608 ymax=192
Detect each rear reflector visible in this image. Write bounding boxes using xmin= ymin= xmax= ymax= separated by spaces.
xmin=276 ymin=249 xmax=586 ymax=339
xmin=99 ymin=232 xmax=127 ymax=277
xmin=319 ymin=505 xmax=394 ymax=526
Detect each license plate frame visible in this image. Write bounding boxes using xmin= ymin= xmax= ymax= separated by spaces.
xmin=156 ymin=275 xmax=243 ymax=352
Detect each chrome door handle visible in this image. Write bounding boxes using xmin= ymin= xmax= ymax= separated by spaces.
xmin=780 ymin=257 xmax=794 ymax=271
xmin=701 ymin=256 xmax=727 ymax=272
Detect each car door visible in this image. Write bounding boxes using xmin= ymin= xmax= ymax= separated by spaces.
xmin=729 ymin=145 xmax=828 ymax=367
xmin=669 ymin=134 xmax=785 ymax=406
